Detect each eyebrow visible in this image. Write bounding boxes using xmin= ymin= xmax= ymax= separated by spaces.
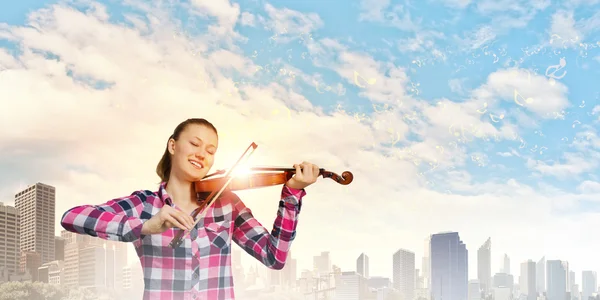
xmin=194 ymin=136 xmax=217 ymax=148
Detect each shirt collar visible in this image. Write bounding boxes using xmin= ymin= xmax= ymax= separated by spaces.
xmin=158 ymin=182 xmax=173 ymax=206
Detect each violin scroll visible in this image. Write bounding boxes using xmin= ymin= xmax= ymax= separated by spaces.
xmin=321 ymin=170 xmax=353 ymax=185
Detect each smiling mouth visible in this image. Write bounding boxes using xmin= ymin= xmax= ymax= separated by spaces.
xmin=189 ymin=160 xmax=203 ymax=169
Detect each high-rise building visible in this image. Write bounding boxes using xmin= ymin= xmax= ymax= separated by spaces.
xmin=281 ymin=250 xmax=297 ymax=287
xmin=231 ymin=247 xmax=245 ymax=290
xmin=357 ymin=253 xmax=369 ymax=279
xmin=54 ymin=237 xmax=65 ymax=261
xmin=60 ymin=230 xmax=127 ymax=290
xmin=393 ymin=249 xmax=415 ymax=300
xmin=14 ymin=182 xmax=55 ymax=264
xmin=493 ymin=272 xmax=513 ymax=289
xmin=520 ymin=260 xmax=536 ymax=300
xmin=423 ymin=235 xmax=431 ymax=288
xmin=20 ymin=251 xmax=41 ymax=281
xmin=503 ymin=254 xmax=510 ymax=274
xmin=547 ymin=260 xmax=568 ymax=300
xmin=430 ymin=232 xmax=468 ymax=300
xmin=313 ymin=251 xmax=331 ymax=277
xmin=334 ymin=271 xmax=369 ymax=300
xmin=582 ymin=271 xmax=597 ymax=300
xmin=537 ymin=257 xmax=546 ymax=294
xmin=0 ymin=203 xmax=20 ymax=277
xmin=478 ymin=238 xmax=492 ymax=293
xmin=468 ymin=280 xmax=481 ymax=300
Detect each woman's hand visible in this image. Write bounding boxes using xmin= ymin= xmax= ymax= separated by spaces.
xmin=141 ymin=205 xmax=195 ymax=235
xmin=285 ymin=161 xmax=320 ymax=190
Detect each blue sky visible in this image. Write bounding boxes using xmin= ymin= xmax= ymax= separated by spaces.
xmin=2 ymin=0 xmax=600 ymax=282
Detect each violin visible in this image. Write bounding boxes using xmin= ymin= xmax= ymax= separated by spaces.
xmin=195 ymin=166 xmax=353 ymax=192
xmin=168 ymin=142 xmax=353 ymax=248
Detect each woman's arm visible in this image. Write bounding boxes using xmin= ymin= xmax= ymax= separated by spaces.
xmin=231 ymin=185 xmax=306 ymax=270
xmin=60 ymin=190 xmax=153 ymax=242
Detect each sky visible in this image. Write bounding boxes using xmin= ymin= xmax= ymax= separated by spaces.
xmin=1 ymin=0 xmax=600 ymax=283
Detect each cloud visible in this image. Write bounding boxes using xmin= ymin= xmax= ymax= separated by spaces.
xmin=471 ymin=68 xmax=570 ymax=117
xmin=438 ymin=0 xmax=472 ymax=9
xmin=357 ymin=0 xmax=420 ymax=31
xmin=263 ymin=3 xmax=323 ymax=35
xmin=549 ymin=10 xmax=581 ymax=48
xmin=577 ymin=180 xmax=600 ymax=193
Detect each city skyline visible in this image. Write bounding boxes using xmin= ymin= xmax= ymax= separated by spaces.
xmin=2 ymin=0 xmax=600 ymax=287
xmin=2 ymin=181 xmax=600 ymax=284
xmin=2 ymin=182 xmax=599 ymax=299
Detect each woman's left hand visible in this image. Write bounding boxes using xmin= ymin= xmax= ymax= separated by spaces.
xmin=285 ymin=161 xmax=320 ymax=190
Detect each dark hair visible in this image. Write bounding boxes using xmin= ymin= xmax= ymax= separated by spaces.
xmin=156 ymin=118 xmax=218 ymax=182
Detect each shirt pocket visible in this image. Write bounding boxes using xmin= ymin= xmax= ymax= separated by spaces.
xmin=204 ymin=220 xmax=231 ymax=250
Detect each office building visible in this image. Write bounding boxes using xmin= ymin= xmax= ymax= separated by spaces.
xmin=393 ymin=249 xmax=415 ymax=300
xmin=357 ymin=253 xmax=369 ymax=279
xmin=478 ymin=238 xmax=491 ymax=293
xmin=430 ymin=232 xmax=468 ymax=300
xmin=15 ymin=182 xmax=56 ymax=264
xmin=0 ymin=203 xmax=20 ymax=277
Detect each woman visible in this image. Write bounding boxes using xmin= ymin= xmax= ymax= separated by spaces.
xmin=60 ymin=118 xmax=320 ymax=300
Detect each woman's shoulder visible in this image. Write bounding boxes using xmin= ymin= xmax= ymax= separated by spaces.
xmin=117 ymin=189 xmax=160 ymax=205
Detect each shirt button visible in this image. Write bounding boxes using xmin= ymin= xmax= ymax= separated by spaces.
xmin=193 ymin=273 xmax=198 ymax=279
xmin=192 ymin=295 xmax=197 ymax=299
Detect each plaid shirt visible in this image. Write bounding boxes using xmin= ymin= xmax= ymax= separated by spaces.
xmin=60 ymin=182 xmax=305 ymax=300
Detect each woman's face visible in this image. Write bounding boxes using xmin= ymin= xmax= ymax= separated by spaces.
xmin=168 ymin=124 xmax=218 ymax=182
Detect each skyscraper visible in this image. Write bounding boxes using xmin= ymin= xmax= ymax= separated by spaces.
xmin=520 ymin=260 xmax=536 ymax=300
xmin=430 ymin=232 xmax=468 ymax=300
xmin=357 ymin=252 xmax=369 ymax=279
xmin=547 ymin=260 xmax=568 ymax=300
xmin=503 ymin=254 xmax=510 ymax=274
xmin=537 ymin=257 xmax=546 ymax=294
xmin=423 ymin=235 xmax=432 ymax=289
xmin=569 ymin=271 xmax=575 ymax=293
xmin=582 ymin=271 xmax=597 ymax=300
xmin=393 ymin=249 xmax=415 ymax=300
xmin=15 ymin=183 xmax=56 ymax=264
xmin=313 ymin=251 xmax=331 ymax=277
xmin=0 ymin=203 xmax=20 ymax=276
xmin=478 ymin=238 xmax=491 ymax=293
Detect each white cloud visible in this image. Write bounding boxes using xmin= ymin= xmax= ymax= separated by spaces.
xmin=549 ymin=10 xmax=582 ymax=48
xmin=190 ymin=0 xmax=240 ymax=28
xmin=357 ymin=0 xmax=420 ymax=31
xmin=455 ymin=25 xmax=497 ymax=52
xmin=471 ymin=68 xmax=570 ymax=117
xmin=577 ymin=180 xmax=600 ymax=193
xmin=239 ymin=12 xmax=256 ymax=27
xmin=262 ymin=3 xmax=323 ymax=41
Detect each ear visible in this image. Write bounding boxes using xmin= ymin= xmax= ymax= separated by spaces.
xmin=168 ymin=138 xmax=176 ymax=155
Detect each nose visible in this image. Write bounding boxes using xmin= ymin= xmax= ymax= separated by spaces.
xmin=194 ymin=148 xmax=206 ymax=159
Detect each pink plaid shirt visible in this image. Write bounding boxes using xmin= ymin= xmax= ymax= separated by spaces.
xmin=60 ymin=182 xmax=306 ymax=300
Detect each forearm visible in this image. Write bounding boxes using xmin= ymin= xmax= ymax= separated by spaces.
xmin=61 ymin=206 xmax=145 ymax=242
xmin=233 ymin=186 xmax=305 ymax=269
xmin=60 ymin=191 xmax=150 ymax=242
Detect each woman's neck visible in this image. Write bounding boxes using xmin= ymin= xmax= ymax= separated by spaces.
xmin=165 ymin=176 xmax=196 ymax=207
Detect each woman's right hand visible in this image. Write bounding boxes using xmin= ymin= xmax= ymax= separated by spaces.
xmin=141 ymin=205 xmax=195 ymax=235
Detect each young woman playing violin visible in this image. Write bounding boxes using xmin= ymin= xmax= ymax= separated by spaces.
xmin=60 ymin=118 xmax=321 ymax=300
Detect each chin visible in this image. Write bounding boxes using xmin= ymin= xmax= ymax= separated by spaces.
xmin=186 ymin=169 xmax=208 ymax=181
